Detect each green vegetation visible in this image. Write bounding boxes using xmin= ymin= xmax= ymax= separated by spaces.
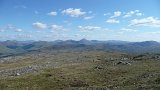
xmin=0 ymin=40 xmax=160 ymax=90
xmin=0 ymin=52 xmax=160 ymax=90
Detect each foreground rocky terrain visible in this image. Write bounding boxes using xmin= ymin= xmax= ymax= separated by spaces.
xmin=0 ymin=49 xmax=160 ymax=90
xmin=0 ymin=40 xmax=160 ymax=90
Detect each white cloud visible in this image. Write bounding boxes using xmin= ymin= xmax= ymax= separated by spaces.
xmin=106 ymin=19 xmax=119 ymax=24
xmin=32 ymin=22 xmax=47 ymax=29
xmin=78 ymin=26 xmax=101 ymax=32
xmin=123 ymin=11 xmax=135 ymax=18
xmin=136 ymin=13 xmax=142 ymax=16
xmin=15 ymin=29 xmax=23 ymax=32
xmin=110 ymin=11 xmax=121 ymax=18
xmin=50 ymin=25 xmax=64 ymax=30
xmin=0 ymin=24 xmax=23 ymax=32
xmin=62 ymin=8 xmax=86 ymax=17
xmin=32 ymin=22 xmax=68 ymax=31
xmin=48 ymin=11 xmax=57 ymax=16
xmin=130 ymin=17 xmax=160 ymax=27
xmin=123 ymin=10 xmax=143 ymax=18
xmin=118 ymin=28 xmax=137 ymax=35
xmin=84 ymin=16 xmax=94 ymax=20
xmin=15 ymin=34 xmax=32 ymax=38
xmin=121 ymin=28 xmax=137 ymax=32
xmin=135 ymin=10 xmax=140 ymax=12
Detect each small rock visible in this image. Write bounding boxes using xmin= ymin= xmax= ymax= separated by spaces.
xmin=16 ymin=73 xmax=20 ymax=76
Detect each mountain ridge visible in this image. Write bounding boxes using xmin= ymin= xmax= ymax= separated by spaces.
xmin=0 ymin=39 xmax=159 ymax=57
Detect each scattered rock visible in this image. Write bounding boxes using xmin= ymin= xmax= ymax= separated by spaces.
xmin=94 ymin=66 xmax=104 ymax=70
xmin=16 ymin=73 xmax=20 ymax=76
xmin=116 ymin=61 xmax=131 ymax=65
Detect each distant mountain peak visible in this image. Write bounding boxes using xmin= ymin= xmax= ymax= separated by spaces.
xmin=79 ymin=38 xmax=88 ymax=41
xmin=79 ymin=39 xmax=91 ymax=44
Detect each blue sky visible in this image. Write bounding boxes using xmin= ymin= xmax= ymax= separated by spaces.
xmin=0 ymin=0 xmax=160 ymax=41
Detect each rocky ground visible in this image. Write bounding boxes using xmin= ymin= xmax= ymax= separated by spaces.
xmin=0 ymin=50 xmax=160 ymax=90
xmin=0 ymin=50 xmax=105 ymax=77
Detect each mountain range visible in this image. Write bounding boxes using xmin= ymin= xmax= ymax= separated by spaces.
xmin=0 ymin=39 xmax=160 ymax=57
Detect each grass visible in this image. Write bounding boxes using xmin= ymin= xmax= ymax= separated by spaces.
xmin=0 ymin=52 xmax=160 ymax=90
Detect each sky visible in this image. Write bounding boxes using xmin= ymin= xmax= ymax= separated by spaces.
xmin=0 ymin=0 xmax=160 ymax=41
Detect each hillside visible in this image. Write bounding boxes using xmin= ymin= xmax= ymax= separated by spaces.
xmin=0 ymin=40 xmax=160 ymax=89
xmin=0 ymin=50 xmax=160 ymax=90
xmin=0 ymin=40 xmax=159 ymax=57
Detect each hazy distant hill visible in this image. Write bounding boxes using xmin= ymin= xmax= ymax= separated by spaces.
xmin=0 ymin=40 xmax=159 ymax=57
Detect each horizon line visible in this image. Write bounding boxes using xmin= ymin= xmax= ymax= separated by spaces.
xmin=0 ymin=39 xmax=159 ymax=42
